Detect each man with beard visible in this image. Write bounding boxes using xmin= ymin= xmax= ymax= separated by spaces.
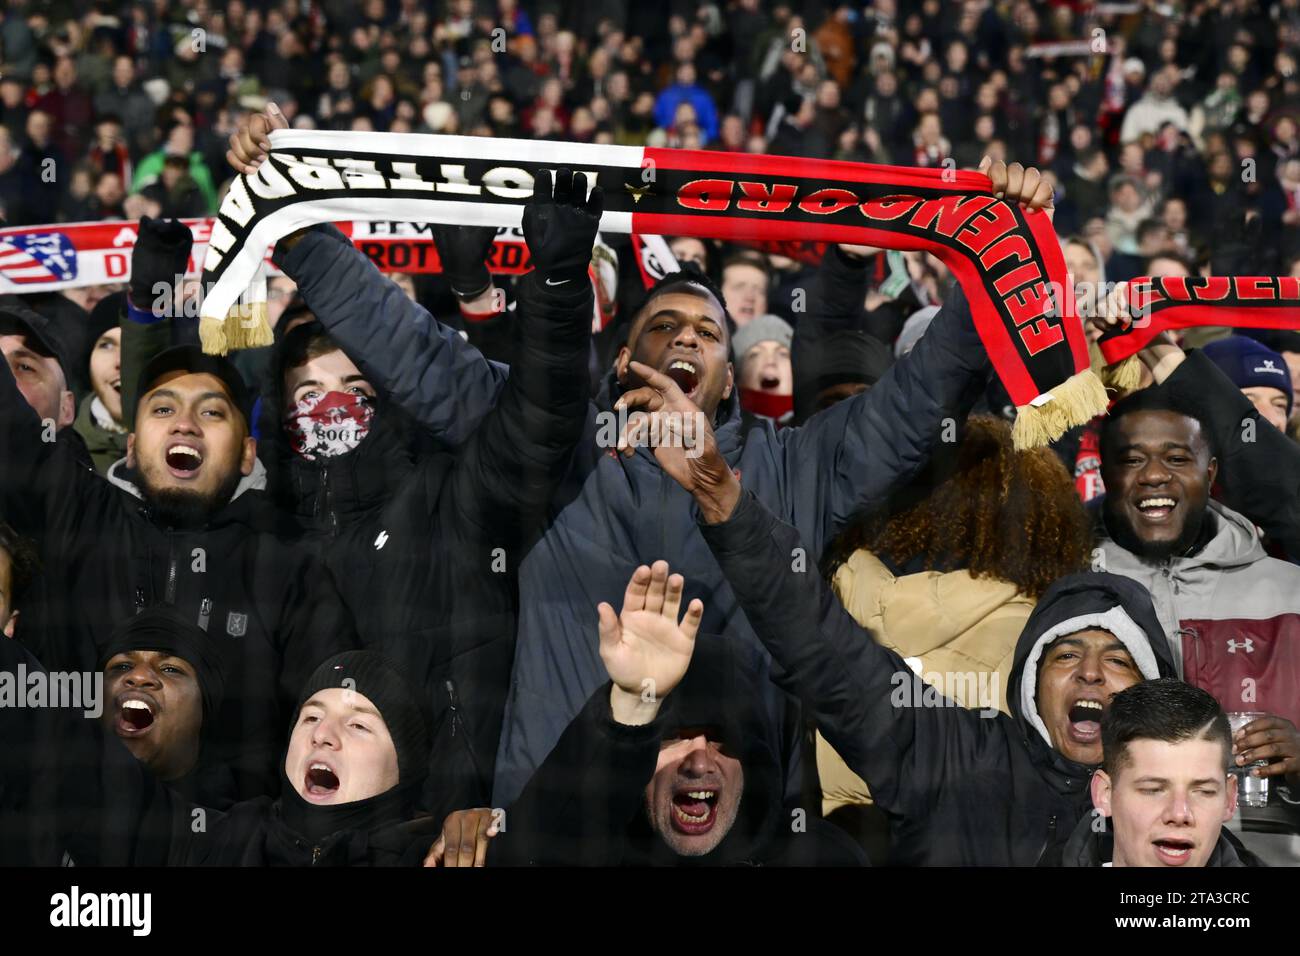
xmin=1096 ymin=388 xmax=1300 ymax=802
xmin=226 ymin=106 xmax=1055 ymax=810
xmin=1 ymin=333 xmax=354 ymax=800
xmin=0 ymin=301 xmax=76 ymax=433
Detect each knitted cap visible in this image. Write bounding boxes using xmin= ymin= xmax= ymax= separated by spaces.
xmin=731 ymin=313 xmax=793 ymax=374
xmin=98 ymin=605 xmax=226 ymax=725
xmin=295 ymin=651 xmax=431 ymax=788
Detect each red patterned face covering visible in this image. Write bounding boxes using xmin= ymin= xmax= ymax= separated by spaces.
xmin=739 ymin=387 xmax=794 ymax=422
xmin=284 ymin=391 xmax=374 ymax=460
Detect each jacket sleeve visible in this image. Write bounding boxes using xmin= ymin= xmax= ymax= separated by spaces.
xmin=1161 ymin=348 xmax=1300 ymax=558
xmin=494 ymin=682 xmax=664 ymax=866
xmin=775 ymin=284 xmax=989 ymax=556
xmin=697 ymin=489 xmax=1006 ymax=821
xmin=272 ymin=224 xmax=510 ymax=449
xmin=444 ymin=271 xmax=592 ymax=549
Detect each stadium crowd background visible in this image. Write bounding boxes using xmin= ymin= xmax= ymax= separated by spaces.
xmin=2 ymin=0 xmax=1299 ymax=276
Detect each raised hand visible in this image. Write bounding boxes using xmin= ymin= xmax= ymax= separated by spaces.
xmin=226 ymin=101 xmax=290 ymax=175
xmin=978 ymin=155 xmax=1054 ymax=221
xmin=616 ymin=360 xmax=740 ymax=523
xmin=598 ymin=561 xmax=703 ymax=725
xmin=430 ymin=224 xmax=499 ymax=299
xmin=521 ymin=167 xmax=604 ymax=286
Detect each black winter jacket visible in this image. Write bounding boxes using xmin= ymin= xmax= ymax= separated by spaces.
xmin=698 ymin=489 xmax=1179 ymax=866
xmin=1060 ymin=810 xmax=1253 ymax=867
xmin=273 ymin=231 xmax=594 ymax=818
xmin=268 ymin=224 xmax=994 ymax=811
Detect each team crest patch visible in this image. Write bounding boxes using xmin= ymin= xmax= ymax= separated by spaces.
xmin=226 ymin=612 xmax=248 ymax=637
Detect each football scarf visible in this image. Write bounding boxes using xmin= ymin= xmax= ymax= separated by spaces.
xmin=195 ymin=131 xmax=1158 ymax=445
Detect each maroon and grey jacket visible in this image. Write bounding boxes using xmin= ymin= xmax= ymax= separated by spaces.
xmin=1097 ymin=500 xmax=1300 ymax=726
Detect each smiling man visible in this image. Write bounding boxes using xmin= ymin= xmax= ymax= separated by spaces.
xmin=1063 ymin=678 xmax=1250 ymax=867
xmin=1097 ymin=388 xmax=1300 ymax=794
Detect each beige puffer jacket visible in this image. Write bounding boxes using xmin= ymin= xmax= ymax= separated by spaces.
xmin=817 ymin=549 xmax=1036 ymax=816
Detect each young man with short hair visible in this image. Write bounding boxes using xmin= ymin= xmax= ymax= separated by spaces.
xmin=1063 ymin=678 xmax=1250 ymax=867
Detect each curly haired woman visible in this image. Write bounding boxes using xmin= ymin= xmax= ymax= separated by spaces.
xmin=816 ymin=416 xmax=1093 ymax=851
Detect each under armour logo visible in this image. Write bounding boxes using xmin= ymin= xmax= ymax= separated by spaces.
xmin=374 ymin=530 xmax=389 ymax=550
xmin=1226 ymin=638 xmax=1254 ymax=654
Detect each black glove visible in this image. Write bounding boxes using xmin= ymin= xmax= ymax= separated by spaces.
xmin=430 ymin=223 xmax=498 ymax=299
xmin=521 ymin=167 xmax=604 ymax=286
xmin=129 ymin=217 xmax=194 ymax=312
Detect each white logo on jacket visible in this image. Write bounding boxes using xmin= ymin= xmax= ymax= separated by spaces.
xmin=1226 ymin=638 xmax=1254 ymax=654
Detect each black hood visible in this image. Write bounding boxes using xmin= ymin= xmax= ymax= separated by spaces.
xmin=625 ymin=634 xmax=787 ymax=866
xmin=1006 ymin=572 xmax=1178 ymax=792
xmin=1060 ymin=810 xmax=1251 ymax=867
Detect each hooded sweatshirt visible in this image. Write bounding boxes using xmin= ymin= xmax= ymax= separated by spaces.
xmin=496 ymin=635 xmax=867 ymax=867
xmin=698 ymin=490 xmax=1177 ymax=866
xmin=1097 ymin=499 xmax=1300 ymax=727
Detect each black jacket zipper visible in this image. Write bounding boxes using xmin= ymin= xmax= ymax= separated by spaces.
xmin=164 ymin=538 xmax=178 ymax=604
xmin=322 ymin=465 xmax=338 ymax=538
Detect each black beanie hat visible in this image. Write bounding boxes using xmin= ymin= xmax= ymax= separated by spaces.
xmin=295 ymin=651 xmax=432 ymax=788
xmin=98 ymin=605 xmax=227 ymax=725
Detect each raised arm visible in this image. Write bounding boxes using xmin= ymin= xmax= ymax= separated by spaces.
xmin=1146 ymin=342 xmax=1300 ymax=558
xmin=445 ymin=169 xmax=600 ymax=544
xmin=776 ymin=158 xmax=1053 ymax=553
xmin=496 ymin=562 xmax=702 ymax=866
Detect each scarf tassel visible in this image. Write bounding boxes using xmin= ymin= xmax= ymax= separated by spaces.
xmin=1010 ymin=368 xmax=1109 ymax=451
xmin=1098 ymin=353 xmax=1143 ymax=392
xmin=200 ymin=272 xmax=271 ymax=356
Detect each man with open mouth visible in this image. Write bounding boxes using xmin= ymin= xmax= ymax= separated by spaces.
xmin=1096 ymin=386 xmax=1300 ymax=812
xmin=1064 ymin=678 xmax=1250 ymax=867
xmin=493 ymin=563 xmax=866 ymax=867
xmin=2 ymin=229 xmax=356 ymax=801
xmin=98 ymin=606 xmax=228 ymax=805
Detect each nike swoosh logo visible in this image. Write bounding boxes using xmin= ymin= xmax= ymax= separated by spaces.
xmin=544 ymin=277 xmax=571 ymax=286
